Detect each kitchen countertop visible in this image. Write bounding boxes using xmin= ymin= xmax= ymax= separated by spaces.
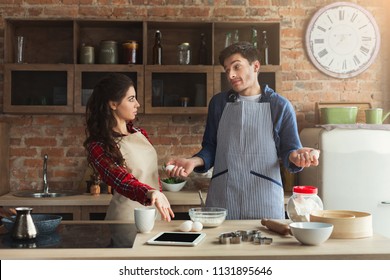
xmin=1 ymin=219 xmax=389 ymax=260
xmin=0 ymin=190 xmax=206 ymax=207
xmin=0 ymin=191 xmax=291 ymax=207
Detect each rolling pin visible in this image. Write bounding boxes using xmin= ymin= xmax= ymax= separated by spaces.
xmin=261 ymin=219 xmax=292 ymax=235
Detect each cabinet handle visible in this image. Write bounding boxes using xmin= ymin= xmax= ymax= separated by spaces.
xmin=381 ymin=201 xmax=390 ymax=205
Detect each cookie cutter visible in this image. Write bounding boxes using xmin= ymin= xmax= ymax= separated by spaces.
xmin=253 ymin=236 xmax=273 ymax=245
xmin=219 ymin=229 xmax=272 ymax=245
xmin=219 ymin=232 xmax=241 ymax=244
xmin=236 ymin=230 xmax=261 ymax=242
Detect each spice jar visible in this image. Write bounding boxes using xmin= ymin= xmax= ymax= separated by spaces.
xmin=90 ymin=184 xmax=100 ymax=196
xmin=178 ymin=42 xmax=191 ymax=65
xmin=286 ymin=186 xmax=323 ymax=222
xmin=122 ymin=40 xmax=138 ymax=64
xmin=99 ymin=40 xmax=118 ymax=64
xmin=80 ymin=45 xmax=95 ymax=64
xmin=90 ymin=173 xmax=101 ymax=196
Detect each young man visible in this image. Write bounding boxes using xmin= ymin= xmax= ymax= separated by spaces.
xmin=167 ymin=42 xmax=319 ymax=220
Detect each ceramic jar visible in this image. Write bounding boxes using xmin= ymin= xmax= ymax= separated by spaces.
xmin=99 ymin=40 xmax=118 ymax=64
xmin=80 ymin=45 xmax=95 ymax=64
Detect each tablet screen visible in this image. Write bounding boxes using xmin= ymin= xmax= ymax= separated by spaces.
xmin=147 ymin=232 xmax=206 ymax=246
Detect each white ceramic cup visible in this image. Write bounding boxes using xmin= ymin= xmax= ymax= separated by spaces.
xmin=134 ymin=207 xmax=156 ymax=233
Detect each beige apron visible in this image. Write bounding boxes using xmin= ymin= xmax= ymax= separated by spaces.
xmin=105 ymin=131 xmax=160 ymax=221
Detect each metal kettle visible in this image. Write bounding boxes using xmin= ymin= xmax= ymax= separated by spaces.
xmin=12 ymin=207 xmax=37 ymax=240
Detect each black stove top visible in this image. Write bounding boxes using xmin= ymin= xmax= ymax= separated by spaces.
xmin=0 ymin=223 xmax=138 ymax=249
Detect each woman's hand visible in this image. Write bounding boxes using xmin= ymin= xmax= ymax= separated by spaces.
xmin=148 ymin=191 xmax=175 ymax=222
xmin=289 ymin=148 xmax=320 ymax=168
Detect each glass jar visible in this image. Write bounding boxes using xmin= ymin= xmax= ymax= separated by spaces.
xmin=178 ymin=42 xmax=191 ymax=65
xmin=99 ymin=40 xmax=118 ymax=64
xmin=122 ymin=40 xmax=138 ymax=64
xmin=286 ymin=186 xmax=323 ymax=222
xmin=224 ymin=32 xmax=232 ymax=48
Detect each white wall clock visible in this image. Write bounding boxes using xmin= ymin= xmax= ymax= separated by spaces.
xmin=305 ymin=2 xmax=381 ymax=79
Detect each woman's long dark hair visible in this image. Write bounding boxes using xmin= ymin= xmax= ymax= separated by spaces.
xmin=84 ymin=73 xmax=135 ymax=165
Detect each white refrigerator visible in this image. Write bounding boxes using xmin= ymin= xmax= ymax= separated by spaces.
xmin=298 ymin=127 xmax=390 ymax=238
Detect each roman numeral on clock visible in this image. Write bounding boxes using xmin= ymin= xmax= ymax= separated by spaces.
xmin=314 ymin=39 xmax=324 ymax=44
xmin=353 ymin=55 xmax=361 ymax=65
xmin=318 ymin=49 xmax=328 ymax=58
xmin=339 ymin=10 xmax=345 ymax=20
xmin=360 ymin=46 xmax=369 ymax=55
xmin=316 ymin=26 xmax=326 ymax=32
xmin=351 ymin=12 xmax=358 ymax=22
xmin=362 ymin=36 xmax=372 ymax=41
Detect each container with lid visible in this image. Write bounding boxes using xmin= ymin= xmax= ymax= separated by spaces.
xmin=99 ymin=40 xmax=118 ymax=64
xmin=122 ymin=40 xmax=138 ymax=64
xmin=178 ymin=42 xmax=191 ymax=65
xmin=80 ymin=45 xmax=95 ymax=64
xmin=286 ymin=186 xmax=323 ymax=222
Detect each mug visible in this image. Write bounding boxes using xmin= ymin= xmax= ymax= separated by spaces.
xmin=365 ymin=108 xmax=390 ymax=124
xmin=134 ymin=207 xmax=156 ymax=233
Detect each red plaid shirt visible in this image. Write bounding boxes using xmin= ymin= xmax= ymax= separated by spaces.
xmin=86 ymin=124 xmax=161 ymax=206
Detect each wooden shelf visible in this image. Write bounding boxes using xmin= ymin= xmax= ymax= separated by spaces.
xmin=74 ymin=64 xmax=144 ymax=114
xmin=144 ymin=65 xmax=213 ymax=114
xmin=3 ymin=19 xmax=281 ymax=115
xmin=3 ymin=64 xmax=74 ymax=114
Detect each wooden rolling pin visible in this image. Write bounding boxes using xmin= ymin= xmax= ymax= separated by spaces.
xmin=261 ymin=219 xmax=292 ymax=235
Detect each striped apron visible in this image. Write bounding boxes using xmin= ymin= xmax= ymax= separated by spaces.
xmin=205 ymin=100 xmax=284 ymax=219
xmin=105 ymin=131 xmax=160 ymax=221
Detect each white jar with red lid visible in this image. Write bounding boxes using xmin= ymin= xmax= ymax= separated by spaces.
xmin=286 ymin=186 xmax=323 ymax=222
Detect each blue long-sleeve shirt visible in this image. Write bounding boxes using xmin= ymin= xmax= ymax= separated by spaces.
xmin=194 ymin=85 xmax=303 ymax=174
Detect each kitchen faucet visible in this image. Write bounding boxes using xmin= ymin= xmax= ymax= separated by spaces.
xmin=43 ymin=154 xmax=49 ymax=194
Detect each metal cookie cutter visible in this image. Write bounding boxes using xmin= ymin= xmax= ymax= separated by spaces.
xmin=236 ymin=230 xmax=261 ymax=242
xmin=253 ymin=236 xmax=273 ymax=245
xmin=219 ymin=232 xmax=242 ymax=244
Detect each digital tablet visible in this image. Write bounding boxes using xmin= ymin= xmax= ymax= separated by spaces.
xmin=146 ymin=232 xmax=206 ymax=246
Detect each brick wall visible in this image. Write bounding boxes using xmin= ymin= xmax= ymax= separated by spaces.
xmin=0 ymin=0 xmax=389 ymax=191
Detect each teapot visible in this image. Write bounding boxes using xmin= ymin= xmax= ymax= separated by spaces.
xmin=365 ymin=108 xmax=390 ymax=124
xmin=12 ymin=207 xmax=37 ymax=240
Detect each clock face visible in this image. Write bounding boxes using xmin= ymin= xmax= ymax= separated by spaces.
xmin=306 ymin=2 xmax=381 ymax=78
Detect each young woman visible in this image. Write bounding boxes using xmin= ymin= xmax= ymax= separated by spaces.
xmin=84 ymin=73 xmax=174 ymax=222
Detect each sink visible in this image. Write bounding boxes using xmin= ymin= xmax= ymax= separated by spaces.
xmin=13 ymin=191 xmax=81 ymax=198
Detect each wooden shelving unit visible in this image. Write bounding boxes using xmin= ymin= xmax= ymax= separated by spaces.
xmin=3 ymin=19 xmax=281 ymax=115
